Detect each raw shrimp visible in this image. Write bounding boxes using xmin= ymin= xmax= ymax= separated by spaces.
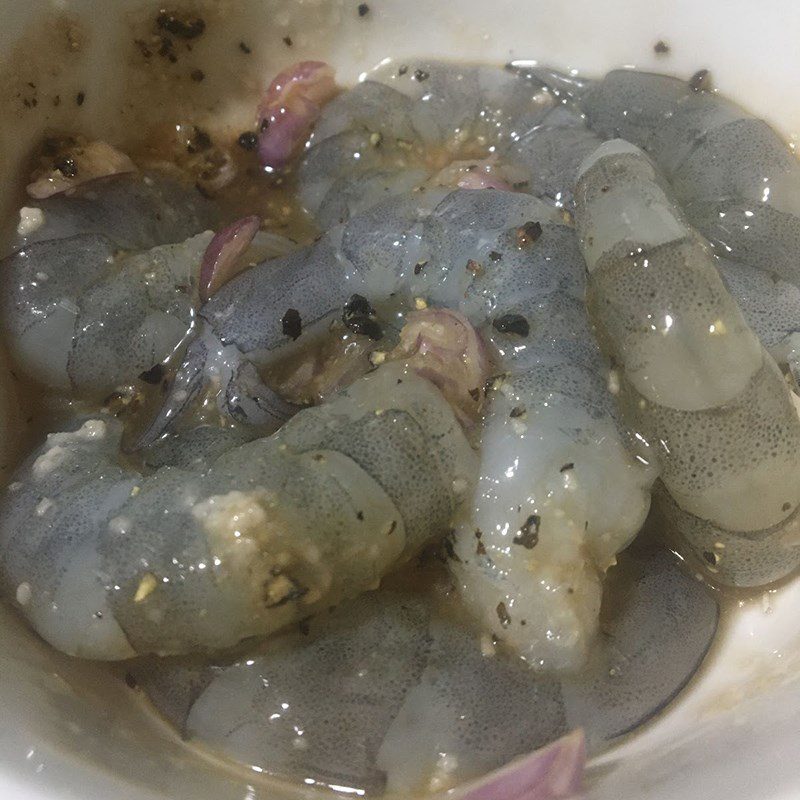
xmin=146 ymin=185 xmax=655 ymax=668
xmin=135 ymin=542 xmax=716 ymax=792
xmin=296 ymin=60 xmax=557 ymax=228
xmin=574 ymin=140 xmax=800 ymax=586
xmin=0 ymin=172 xmax=215 ymax=393
xmin=429 ymin=191 xmax=654 ymax=670
xmin=0 ymin=342 xmax=478 ymax=658
xmin=144 ymin=187 xmax=525 ymax=439
xmin=580 ymin=69 xmax=800 ymax=286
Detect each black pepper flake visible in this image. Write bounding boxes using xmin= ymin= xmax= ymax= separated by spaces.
xmin=124 ymin=672 xmax=138 ymax=689
xmin=509 ymin=406 xmax=526 ymax=418
xmin=298 ymin=619 xmax=311 ymax=635
xmin=489 ymin=250 xmax=503 ymax=262
xmin=139 ymin=363 xmax=165 ymax=384
xmin=76 ymin=91 xmax=85 ymax=106
xmin=466 ymin=259 xmax=483 ymax=276
xmin=358 ymin=3 xmax=370 ymax=16
xmin=54 ymin=157 xmax=77 ymax=178
xmin=342 ymin=294 xmax=383 ymax=340
xmin=654 ymin=40 xmax=670 ymax=54
xmin=516 ymin=220 xmax=542 ymax=247
xmin=468 ymin=387 xmax=480 ymax=402
xmin=443 ymin=533 xmax=460 ymax=561
xmin=135 ymin=38 xmax=152 ymax=58
xmin=282 ymin=35 xmax=293 ymax=46
xmin=156 ymin=11 xmax=206 ymax=39
xmin=186 ymin=127 xmax=212 ymax=154
xmin=356 ymin=510 xmax=364 ymax=521
xmin=387 ymin=520 xmax=397 ymax=536
xmin=52 ymin=95 xmax=61 ymax=107
xmin=282 ymin=308 xmax=302 ymax=340
xmin=689 ymin=69 xmax=712 ymax=92
xmin=496 ymin=601 xmax=511 ymax=627
xmin=239 ymin=41 xmax=252 ymax=53
xmin=190 ymin=68 xmax=205 ymax=82
xmin=346 ymin=316 xmax=382 ymax=340
xmin=702 ymin=550 xmax=718 ymax=566
xmin=560 ymin=462 xmax=574 ymax=473
xmin=413 ymin=68 xmax=430 ymax=82
xmin=237 ymin=131 xmax=259 ymax=150
xmin=260 ymin=118 xmax=270 ymax=133
xmin=398 ymin=64 xmax=408 ymax=76
xmin=492 ymin=314 xmax=530 ymax=337
xmin=158 ymin=36 xmax=177 ymax=62
xmin=414 ymin=259 xmax=428 ymax=275
xmin=782 ymin=501 xmax=792 ymax=512
xmin=476 ymin=541 xmax=487 ymax=556
xmin=513 ymin=514 xmax=540 ymax=549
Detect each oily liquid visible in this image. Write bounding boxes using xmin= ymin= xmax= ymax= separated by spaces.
xmin=0 ymin=27 xmax=772 ymax=795
xmin=0 ymin=123 xmax=732 ymax=799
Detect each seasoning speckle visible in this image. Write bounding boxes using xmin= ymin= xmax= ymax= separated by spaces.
xmin=513 ymin=514 xmax=540 ymax=549
xmin=358 ymin=3 xmax=370 ymax=16
xmin=282 ymin=308 xmax=302 ymax=340
xmin=560 ymin=462 xmax=575 ymax=473
xmin=516 ymin=220 xmax=542 ymax=247
xmin=190 ymin=68 xmax=205 ymax=82
xmin=493 ymin=314 xmax=530 ymax=337
xmin=343 ymin=294 xmax=383 ymax=340
xmin=76 ymin=91 xmax=85 ymax=106
xmin=134 ymin=573 xmax=158 ymax=603
xmin=239 ymin=41 xmax=251 ymax=53
xmin=654 ymin=40 xmax=670 ymax=54
xmin=16 ymin=582 xmax=32 ymax=606
xmin=156 ymin=11 xmax=206 ymax=39
xmin=398 ymin=64 xmax=408 ymax=76
xmin=689 ymin=69 xmax=712 ymax=92
xmin=496 ymin=601 xmax=511 ymax=628
xmin=413 ymin=68 xmax=430 ymax=82
xmin=139 ymin=364 xmax=165 ymax=385
xmin=237 ymin=131 xmax=258 ymax=151
xmin=282 ymin=36 xmax=293 ymax=47
xmin=489 ymin=250 xmax=503 ymax=262
xmin=414 ymin=259 xmax=428 ymax=275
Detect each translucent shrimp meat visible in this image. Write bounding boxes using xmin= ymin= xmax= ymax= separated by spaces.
xmin=134 ymin=543 xmax=716 ymax=793
xmin=581 ymin=69 xmax=800 ymax=286
xmin=574 ymin=140 xmax=800 ymax=586
xmin=0 ymin=356 xmax=477 ymax=658
xmin=296 ymin=60 xmax=556 ymax=228
xmin=1 ymin=172 xmax=215 ymax=393
xmin=431 ymin=191 xmax=654 ymax=670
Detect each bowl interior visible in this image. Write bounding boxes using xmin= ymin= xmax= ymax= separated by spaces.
xmin=1 ymin=2 xmax=799 ymax=799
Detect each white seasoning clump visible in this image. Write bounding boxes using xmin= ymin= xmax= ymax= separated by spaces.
xmin=17 ymin=207 xmax=45 ymax=236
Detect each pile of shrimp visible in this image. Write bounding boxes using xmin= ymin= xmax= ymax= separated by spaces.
xmin=0 ymin=56 xmax=797 ymax=794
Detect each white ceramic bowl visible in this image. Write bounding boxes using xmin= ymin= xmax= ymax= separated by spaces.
xmin=1 ymin=2 xmax=799 ymax=799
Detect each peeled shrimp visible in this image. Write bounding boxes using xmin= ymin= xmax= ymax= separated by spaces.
xmin=296 ymin=61 xmax=556 ymax=228
xmin=581 ymin=69 xmax=800 ymax=287
xmin=0 ymin=341 xmax=477 ymax=658
xmin=135 ymin=543 xmax=717 ymax=792
xmin=574 ymin=140 xmax=800 ymax=586
xmin=0 ymin=173 xmax=214 ymax=393
xmin=432 ymin=191 xmax=654 ymax=670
